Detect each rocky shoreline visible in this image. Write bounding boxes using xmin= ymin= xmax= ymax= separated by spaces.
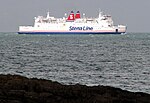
xmin=0 ymin=74 xmax=150 ymax=103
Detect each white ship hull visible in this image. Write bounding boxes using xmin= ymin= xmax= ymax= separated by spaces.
xmin=18 ymin=25 xmax=126 ymax=34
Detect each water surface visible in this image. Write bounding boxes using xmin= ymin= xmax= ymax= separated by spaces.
xmin=0 ymin=32 xmax=150 ymax=94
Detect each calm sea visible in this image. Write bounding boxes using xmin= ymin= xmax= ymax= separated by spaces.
xmin=0 ymin=32 xmax=150 ymax=94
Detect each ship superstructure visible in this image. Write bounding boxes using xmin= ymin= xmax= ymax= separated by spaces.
xmin=18 ymin=11 xmax=126 ymax=34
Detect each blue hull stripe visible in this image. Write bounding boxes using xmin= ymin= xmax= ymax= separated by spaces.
xmin=18 ymin=32 xmax=125 ymax=35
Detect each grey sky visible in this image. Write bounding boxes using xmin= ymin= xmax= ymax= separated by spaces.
xmin=0 ymin=0 xmax=149 ymax=32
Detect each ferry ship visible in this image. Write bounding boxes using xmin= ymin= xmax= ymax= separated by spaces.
xmin=18 ymin=11 xmax=126 ymax=34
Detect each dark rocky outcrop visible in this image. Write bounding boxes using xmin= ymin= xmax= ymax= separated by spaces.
xmin=0 ymin=74 xmax=150 ymax=103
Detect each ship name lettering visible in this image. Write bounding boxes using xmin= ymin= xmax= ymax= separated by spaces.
xmin=69 ymin=26 xmax=93 ymax=31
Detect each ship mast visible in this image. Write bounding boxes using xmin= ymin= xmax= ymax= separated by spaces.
xmin=46 ymin=12 xmax=50 ymax=19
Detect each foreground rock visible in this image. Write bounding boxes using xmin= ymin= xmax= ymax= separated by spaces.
xmin=0 ymin=74 xmax=150 ymax=103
